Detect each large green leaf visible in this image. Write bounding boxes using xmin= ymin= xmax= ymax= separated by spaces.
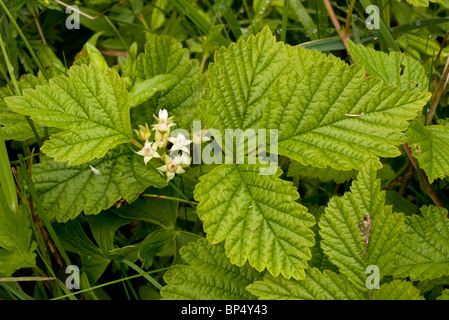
xmin=5 ymin=64 xmax=133 ymax=165
xmin=0 ymin=191 xmax=37 ymax=276
xmin=198 ymin=26 xmax=290 ymax=133
xmin=194 ymin=164 xmax=315 ymax=280
xmin=161 ymin=238 xmax=261 ymax=300
xmin=261 ymin=62 xmax=430 ymax=171
xmin=198 ymin=27 xmax=430 ymax=171
xmin=247 ymin=268 xmax=365 ymax=300
xmin=407 ymin=118 xmax=449 ymax=183
xmin=32 ymin=146 xmax=167 ymax=222
xmin=348 ymin=39 xmax=429 ymax=92
xmin=287 ymin=161 xmax=356 ymax=184
xmin=392 ymin=206 xmax=449 ymax=281
xmin=319 ymin=158 xmax=404 ymax=291
xmin=133 ymin=33 xmax=202 ymax=128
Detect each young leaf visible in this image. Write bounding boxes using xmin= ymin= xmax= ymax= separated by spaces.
xmin=347 ymin=39 xmax=429 ymax=92
xmin=371 ymin=280 xmax=424 ymax=300
xmin=246 ymin=268 xmax=365 ymax=300
xmin=437 ymin=289 xmax=449 ymax=300
xmin=133 ymin=34 xmax=202 ymax=128
xmin=194 ymin=164 xmax=315 ymax=280
xmin=392 ymin=206 xmax=449 ymax=281
xmin=0 ymin=196 xmax=37 ymax=276
xmin=32 ymin=145 xmax=167 ymax=222
xmin=161 ymin=238 xmax=261 ymax=300
xmin=407 ymin=118 xmax=449 ymax=183
xmin=5 ymin=64 xmax=133 ymax=165
xmin=319 ymin=158 xmax=404 ymax=291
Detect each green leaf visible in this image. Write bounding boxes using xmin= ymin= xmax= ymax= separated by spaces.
xmin=133 ymin=33 xmax=202 ymax=128
xmin=54 ymin=220 xmax=112 ymax=283
xmin=194 ymin=164 xmax=315 ymax=280
xmin=347 ymin=39 xmax=429 ymax=92
xmin=198 ymin=26 xmax=290 ymax=134
xmin=247 ymin=268 xmax=365 ymax=300
xmin=32 ymin=145 xmax=167 ymax=222
xmin=403 ymin=0 xmax=449 ymax=7
xmin=407 ymin=118 xmax=449 ymax=183
xmin=437 ymin=289 xmax=449 ymax=300
xmin=199 ymin=27 xmax=430 ymax=171
xmin=161 ymin=238 xmax=261 ymax=300
xmin=287 ymin=161 xmax=356 ymax=184
xmin=0 ymin=195 xmax=36 ymax=276
xmin=128 ymin=74 xmax=177 ymax=108
xmin=5 ymin=64 xmax=133 ymax=165
xmin=371 ymin=280 xmax=424 ymax=300
xmin=86 ymin=212 xmax=130 ymax=253
xmin=261 ymin=61 xmax=430 ymax=171
xmin=319 ymin=158 xmax=405 ymax=291
xmin=138 ymin=229 xmax=175 ymax=268
xmin=392 ymin=206 xmax=449 ymax=281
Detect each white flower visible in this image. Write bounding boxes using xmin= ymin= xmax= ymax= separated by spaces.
xmin=192 ymin=127 xmax=210 ymax=144
xmin=152 ymin=109 xmax=176 ymax=133
xmin=157 ymin=154 xmax=185 ymax=181
xmin=168 ymin=133 xmax=192 ymax=154
xmin=136 ymin=140 xmax=161 ymax=164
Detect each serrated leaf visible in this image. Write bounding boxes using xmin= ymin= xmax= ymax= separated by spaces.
xmin=198 ymin=27 xmax=430 ymax=171
xmin=371 ymin=280 xmax=424 ymax=300
xmin=319 ymin=158 xmax=404 ymax=291
xmin=0 ymin=195 xmax=37 ymax=276
xmin=133 ymin=34 xmax=202 ymax=128
xmin=348 ymin=39 xmax=429 ymax=92
xmin=287 ymin=161 xmax=356 ymax=183
xmin=247 ymin=268 xmax=365 ymax=300
xmin=161 ymin=238 xmax=261 ymax=300
xmin=407 ymin=118 xmax=449 ymax=183
xmin=393 ymin=206 xmax=449 ymax=281
xmin=194 ymin=164 xmax=315 ymax=280
xmin=5 ymin=64 xmax=133 ymax=165
xmin=262 ymin=62 xmax=430 ymax=171
xmin=32 ymin=145 xmax=167 ymax=222
xmin=198 ymin=26 xmax=290 ymax=133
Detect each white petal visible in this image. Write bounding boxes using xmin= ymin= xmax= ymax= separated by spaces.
xmin=89 ymin=165 xmax=101 ymax=175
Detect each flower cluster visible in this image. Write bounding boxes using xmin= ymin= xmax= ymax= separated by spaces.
xmin=135 ymin=109 xmax=208 ymax=182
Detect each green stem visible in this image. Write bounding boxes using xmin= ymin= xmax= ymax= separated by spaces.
xmin=141 ymin=193 xmax=198 ymax=205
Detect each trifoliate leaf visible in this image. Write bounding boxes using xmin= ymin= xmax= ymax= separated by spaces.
xmin=32 ymin=145 xmax=167 ymax=222
xmin=261 ymin=62 xmax=430 ymax=171
xmin=133 ymin=33 xmax=202 ymax=128
xmin=287 ymin=161 xmax=356 ymax=183
xmin=392 ymin=206 xmax=449 ymax=281
xmin=407 ymin=118 xmax=449 ymax=183
xmin=194 ymin=164 xmax=315 ymax=280
xmin=247 ymin=268 xmax=365 ymax=300
xmin=0 ymin=194 xmax=37 ymax=276
xmin=319 ymin=158 xmax=404 ymax=291
xmin=161 ymin=238 xmax=261 ymax=300
xmin=348 ymin=39 xmax=429 ymax=92
xmin=5 ymin=64 xmax=133 ymax=165
xmin=371 ymin=280 xmax=424 ymax=300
